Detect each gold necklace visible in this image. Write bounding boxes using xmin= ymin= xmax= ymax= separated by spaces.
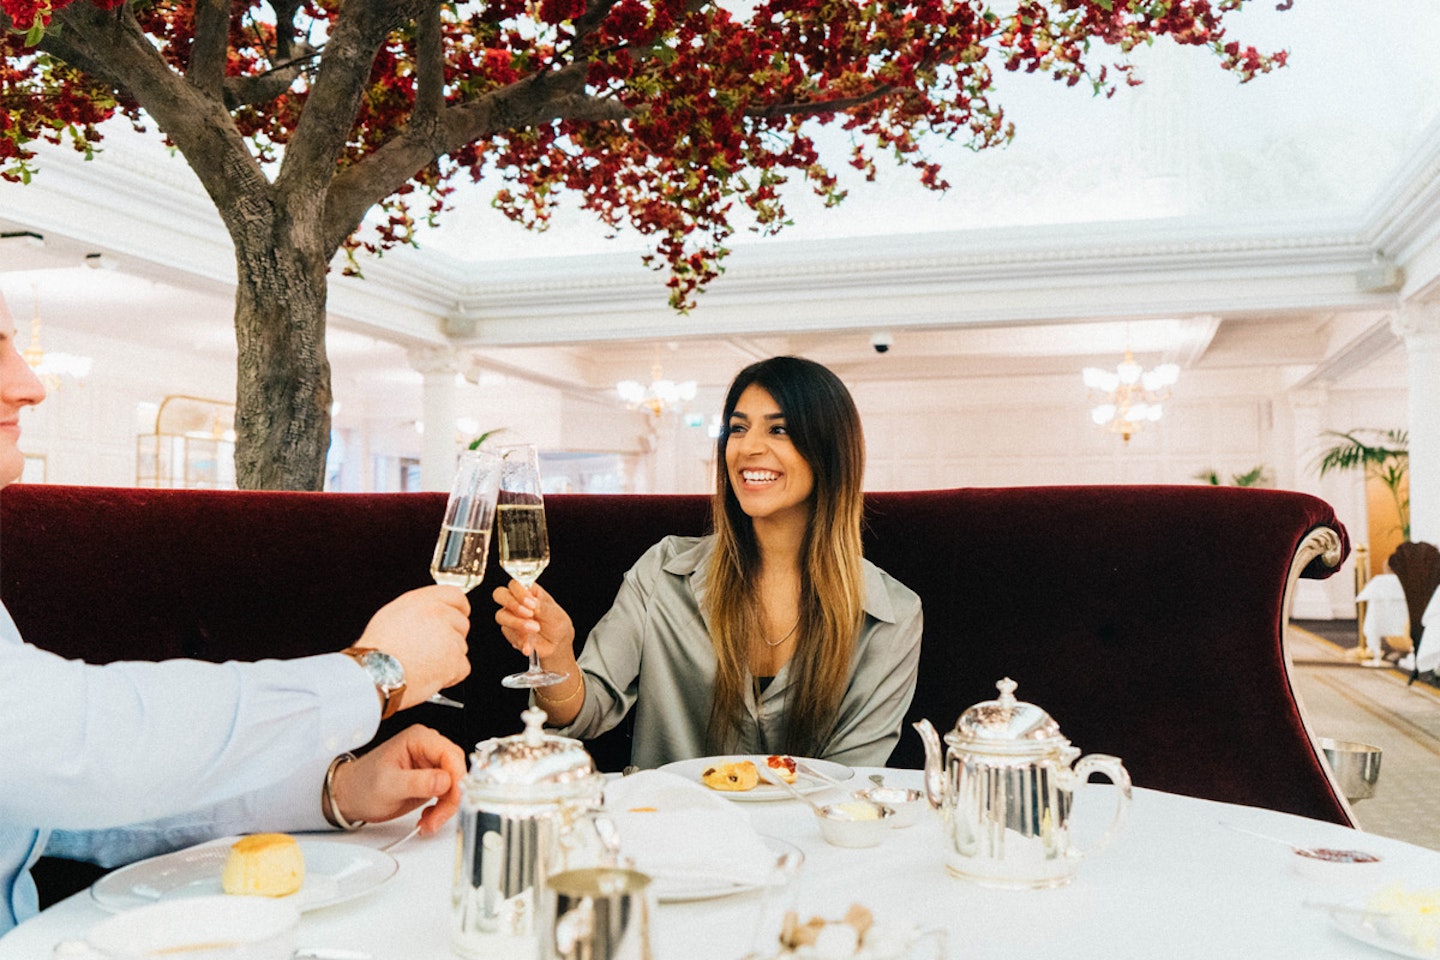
xmin=764 ymin=620 xmax=800 ymax=648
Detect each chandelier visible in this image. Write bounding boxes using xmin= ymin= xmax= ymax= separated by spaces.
xmin=23 ymin=286 xmax=93 ymax=386
xmin=1082 ymin=349 xmax=1179 ymax=443
xmin=616 ymin=362 xmax=696 ymax=417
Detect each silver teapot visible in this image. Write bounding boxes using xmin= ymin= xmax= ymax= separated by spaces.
xmin=913 ymin=677 xmax=1131 ymax=889
xmin=452 ymin=707 xmax=605 ymax=960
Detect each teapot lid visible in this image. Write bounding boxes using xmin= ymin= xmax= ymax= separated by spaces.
xmin=947 ymin=678 xmax=1068 ymax=754
xmin=466 ymin=706 xmax=601 ymax=801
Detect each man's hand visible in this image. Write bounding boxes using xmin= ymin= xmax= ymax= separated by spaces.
xmin=356 ymin=585 xmax=471 ymax=710
xmin=328 ymin=725 xmax=467 ymax=836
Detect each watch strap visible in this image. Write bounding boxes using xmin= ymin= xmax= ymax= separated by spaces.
xmin=341 ymin=646 xmax=405 ymax=720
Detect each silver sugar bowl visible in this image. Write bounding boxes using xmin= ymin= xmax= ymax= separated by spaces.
xmin=452 ymin=707 xmax=604 ymax=960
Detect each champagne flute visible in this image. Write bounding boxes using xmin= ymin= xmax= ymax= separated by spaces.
xmin=428 ymin=447 xmax=503 ymax=707
xmin=497 ymin=443 xmax=568 ymax=689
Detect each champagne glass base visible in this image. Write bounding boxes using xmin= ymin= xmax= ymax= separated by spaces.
xmin=501 ymin=669 xmax=569 ymax=689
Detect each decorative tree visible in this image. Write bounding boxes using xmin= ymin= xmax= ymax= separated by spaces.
xmin=1315 ymin=428 xmax=1410 ymax=540
xmin=1 ymin=0 xmax=1287 ymax=489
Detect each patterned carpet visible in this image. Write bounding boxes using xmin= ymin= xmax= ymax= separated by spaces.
xmin=1288 ymin=624 xmax=1440 ymax=851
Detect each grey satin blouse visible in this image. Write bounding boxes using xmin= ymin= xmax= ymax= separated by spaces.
xmin=549 ymin=535 xmax=923 ymax=769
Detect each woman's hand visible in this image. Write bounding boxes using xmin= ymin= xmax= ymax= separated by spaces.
xmin=492 ymin=580 xmax=576 ymax=661
xmin=328 ymin=725 xmax=466 ymax=836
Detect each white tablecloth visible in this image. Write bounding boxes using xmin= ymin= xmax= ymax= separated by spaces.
xmin=1358 ymin=573 xmax=1410 ymax=657
xmin=5 ymin=769 xmax=1439 ymax=960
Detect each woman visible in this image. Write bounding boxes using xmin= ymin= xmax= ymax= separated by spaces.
xmin=493 ymin=356 xmax=922 ymax=768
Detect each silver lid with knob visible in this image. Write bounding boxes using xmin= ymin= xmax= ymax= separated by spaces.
xmin=945 ymin=677 xmax=1070 ymax=755
xmin=464 ymin=706 xmax=602 ymax=804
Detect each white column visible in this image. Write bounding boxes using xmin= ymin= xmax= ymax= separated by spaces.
xmin=408 ymin=346 xmax=465 ymax=492
xmin=1286 ymin=387 xmax=1338 ymax=618
xmin=1392 ymin=303 xmax=1440 ymax=545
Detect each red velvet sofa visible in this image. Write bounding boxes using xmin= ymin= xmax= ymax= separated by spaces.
xmin=1 ymin=483 xmax=1351 ymax=893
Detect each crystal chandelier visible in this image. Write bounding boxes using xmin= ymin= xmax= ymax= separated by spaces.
xmin=616 ymin=363 xmax=696 ymax=417
xmin=1082 ymin=349 xmax=1179 ymax=443
xmin=23 ymin=286 xmax=93 ymax=386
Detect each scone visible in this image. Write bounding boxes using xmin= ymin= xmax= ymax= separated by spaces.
xmin=701 ymin=760 xmax=760 ymax=792
xmin=766 ymin=754 xmax=798 ymax=784
xmin=221 ymin=833 xmax=305 ymax=897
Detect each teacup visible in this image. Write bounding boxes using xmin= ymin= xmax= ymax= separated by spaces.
xmin=52 ymin=895 xmax=300 ymax=960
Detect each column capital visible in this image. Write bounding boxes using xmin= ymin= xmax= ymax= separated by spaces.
xmin=1392 ymin=300 xmax=1440 ymax=341
xmin=407 ymin=345 xmax=466 ymax=377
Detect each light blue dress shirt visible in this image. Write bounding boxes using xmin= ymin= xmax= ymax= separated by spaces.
xmin=0 ymin=600 xmax=379 ymax=936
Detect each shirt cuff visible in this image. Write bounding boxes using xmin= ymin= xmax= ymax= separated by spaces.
xmin=306 ymin=653 xmax=382 ymax=755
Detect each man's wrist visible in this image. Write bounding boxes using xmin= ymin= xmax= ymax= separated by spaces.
xmin=340 ymin=647 xmax=406 ymax=720
xmin=322 ymin=753 xmax=366 ymax=831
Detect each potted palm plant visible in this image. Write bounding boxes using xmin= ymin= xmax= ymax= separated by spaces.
xmin=1314 ymin=429 xmax=1409 ymax=540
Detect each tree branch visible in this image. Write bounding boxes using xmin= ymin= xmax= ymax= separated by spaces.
xmin=322 ymin=63 xmax=626 ymax=251
xmin=187 ymin=0 xmax=230 ymax=99
xmin=221 ymin=51 xmax=318 ymax=109
xmin=411 ymin=0 xmax=445 ymax=138
xmin=45 ymin=3 xmax=270 ymax=230
xmin=268 ymin=0 xmax=305 ymax=61
xmin=747 ymin=84 xmax=898 ymax=119
xmin=276 ymin=0 xmax=417 ymax=196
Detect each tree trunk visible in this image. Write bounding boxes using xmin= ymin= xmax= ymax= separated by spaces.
xmin=231 ymin=218 xmax=333 ymax=491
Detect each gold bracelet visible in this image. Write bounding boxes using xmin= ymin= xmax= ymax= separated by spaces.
xmin=322 ymin=752 xmax=366 ymax=832
xmin=535 ymin=677 xmax=584 ymax=706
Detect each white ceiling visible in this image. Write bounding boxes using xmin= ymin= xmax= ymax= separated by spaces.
xmin=2 ymin=0 xmax=1438 ymax=413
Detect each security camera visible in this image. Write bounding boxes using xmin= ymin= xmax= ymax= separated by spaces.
xmin=870 ymin=332 xmax=893 ymax=354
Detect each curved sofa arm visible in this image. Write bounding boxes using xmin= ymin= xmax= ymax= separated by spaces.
xmin=1281 ymin=523 xmax=1355 ymax=826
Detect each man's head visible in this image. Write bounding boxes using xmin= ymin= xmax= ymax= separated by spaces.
xmin=0 ymin=291 xmax=46 ymax=488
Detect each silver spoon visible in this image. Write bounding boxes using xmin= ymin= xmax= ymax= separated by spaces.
xmin=1218 ymin=821 xmax=1378 ymax=861
xmin=755 ymin=764 xmax=826 ymax=814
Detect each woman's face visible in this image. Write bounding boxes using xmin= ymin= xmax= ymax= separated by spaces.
xmin=725 ymin=384 xmax=815 ymax=526
xmin=0 ymin=316 xmax=46 ymax=489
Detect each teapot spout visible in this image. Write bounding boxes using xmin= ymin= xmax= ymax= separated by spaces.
xmin=911 ymin=719 xmax=945 ymax=809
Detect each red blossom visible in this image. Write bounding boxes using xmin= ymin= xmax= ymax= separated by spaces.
xmin=2 ymin=0 xmax=1290 ymax=308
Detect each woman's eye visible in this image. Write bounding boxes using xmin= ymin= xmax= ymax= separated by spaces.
xmin=726 ymin=423 xmax=745 ymax=436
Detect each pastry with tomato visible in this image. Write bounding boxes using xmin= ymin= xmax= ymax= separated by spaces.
xmin=766 ymin=754 xmax=798 ymax=784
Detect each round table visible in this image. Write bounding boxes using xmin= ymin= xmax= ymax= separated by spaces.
xmin=4 ymin=769 xmax=1437 ymax=960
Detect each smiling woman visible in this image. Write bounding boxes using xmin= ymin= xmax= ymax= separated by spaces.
xmin=490 ymin=356 xmax=924 ymax=770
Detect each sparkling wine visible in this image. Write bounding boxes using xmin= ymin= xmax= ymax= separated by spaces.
xmin=497 ymin=503 xmax=550 ymax=585
xmin=430 ymin=525 xmax=491 ymax=592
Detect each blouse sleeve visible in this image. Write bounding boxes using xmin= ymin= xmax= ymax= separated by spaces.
xmin=547 ymin=540 xmax=670 ymax=741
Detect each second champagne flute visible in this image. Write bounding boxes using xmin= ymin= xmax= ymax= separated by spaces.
xmin=497 ymin=443 xmax=568 ymax=689
xmin=428 ymin=447 xmax=503 ymax=707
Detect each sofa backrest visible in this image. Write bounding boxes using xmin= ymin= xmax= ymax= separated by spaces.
xmin=0 ymin=483 xmax=1350 ymax=824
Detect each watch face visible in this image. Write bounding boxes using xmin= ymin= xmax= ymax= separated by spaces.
xmin=362 ymin=651 xmax=405 ymax=689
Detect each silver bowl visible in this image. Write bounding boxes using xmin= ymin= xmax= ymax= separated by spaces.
xmin=815 ymin=802 xmax=895 ymax=848
xmin=854 ymin=786 xmax=925 ymax=828
xmin=1318 ymin=738 xmax=1382 ymax=801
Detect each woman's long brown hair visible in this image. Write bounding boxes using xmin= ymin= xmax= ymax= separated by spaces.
xmin=705 ymin=356 xmax=866 ymax=756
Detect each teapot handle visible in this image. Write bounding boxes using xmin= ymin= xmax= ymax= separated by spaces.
xmin=1070 ymin=753 xmax=1132 ymax=859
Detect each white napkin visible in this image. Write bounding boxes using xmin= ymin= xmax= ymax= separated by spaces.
xmin=603 ymin=770 xmax=777 ymax=889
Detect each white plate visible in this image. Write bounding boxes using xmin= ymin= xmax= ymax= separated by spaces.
xmin=91 ymin=836 xmax=398 ymax=913
xmin=652 ymin=836 xmax=803 ymax=903
xmin=1327 ymin=904 xmax=1440 ymax=959
xmin=657 ymin=755 xmax=854 ymax=802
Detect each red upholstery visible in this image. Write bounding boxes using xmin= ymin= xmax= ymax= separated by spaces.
xmin=1 ymin=484 xmax=1350 ymax=828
